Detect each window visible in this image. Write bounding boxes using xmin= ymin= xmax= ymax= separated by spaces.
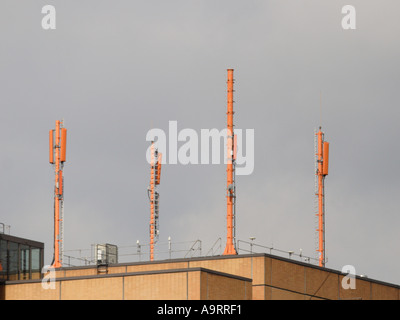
xmin=0 ymin=235 xmax=44 ymax=280
xmin=0 ymin=240 xmax=6 ymax=280
xmin=8 ymin=241 xmax=18 ymax=280
xmin=20 ymin=244 xmax=30 ymax=280
xmin=31 ymin=248 xmax=41 ymax=280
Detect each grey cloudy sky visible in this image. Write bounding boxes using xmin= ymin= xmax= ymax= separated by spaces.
xmin=1 ymin=1 xmax=399 ymax=285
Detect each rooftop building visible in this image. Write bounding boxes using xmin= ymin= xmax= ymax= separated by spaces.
xmin=1 ymin=248 xmax=398 ymax=300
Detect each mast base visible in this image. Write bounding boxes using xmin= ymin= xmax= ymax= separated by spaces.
xmin=223 ymin=243 xmax=237 ymax=255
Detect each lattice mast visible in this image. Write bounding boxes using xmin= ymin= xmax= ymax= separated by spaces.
xmin=315 ymin=127 xmax=329 ymax=267
xmin=148 ymin=141 xmax=162 ymax=261
xmin=49 ymin=120 xmax=67 ymax=268
xmin=223 ymin=69 xmax=238 ymax=255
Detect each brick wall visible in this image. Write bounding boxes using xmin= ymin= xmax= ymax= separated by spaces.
xmin=2 ymin=254 xmax=398 ymax=300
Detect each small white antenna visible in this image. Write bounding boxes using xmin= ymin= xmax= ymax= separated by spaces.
xmin=320 ymin=90 xmax=322 ymax=128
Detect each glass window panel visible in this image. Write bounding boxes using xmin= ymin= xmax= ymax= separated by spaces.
xmin=0 ymin=240 xmax=7 ymax=280
xmin=31 ymin=248 xmax=40 ymax=270
xmin=8 ymin=241 xmax=18 ymax=280
xmin=20 ymin=244 xmax=30 ymax=280
xmin=31 ymin=248 xmax=42 ymax=280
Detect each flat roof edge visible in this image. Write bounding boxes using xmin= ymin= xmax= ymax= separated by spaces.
xmin=5 ymin=267 xmax=252 ymax=285
xmin=0 ymin=234 xmax=44 ymax=248
xmin=44 ymin=253 xmax=399 ymax=289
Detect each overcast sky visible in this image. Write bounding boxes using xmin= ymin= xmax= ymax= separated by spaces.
xmin=1 ymin=1 xmax=399 ymax=285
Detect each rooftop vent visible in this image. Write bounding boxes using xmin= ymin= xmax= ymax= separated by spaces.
xmin=94 ymin=243 xmax=118 ymax=265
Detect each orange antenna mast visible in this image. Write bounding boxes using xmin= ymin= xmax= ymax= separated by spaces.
xmin=148 ymin=141 xmax=162 ymax=261
xmin=315 ymin=126 xmax=329 ymax=267
xmin=49 ymin=120 xmax=67 ymax=268
xmin=223 ymin=69 xmax=237 ymax=255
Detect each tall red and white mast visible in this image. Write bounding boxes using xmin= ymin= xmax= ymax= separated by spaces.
xmin=315 ymin=127 xmax=329 ymax=267
xmin=49 ymin=120 xmax=67 ymax=268
xmin=148 ymin=141 xmax=162 ymax=261
xmin=223 ymin=69 xmax=237 ymax=255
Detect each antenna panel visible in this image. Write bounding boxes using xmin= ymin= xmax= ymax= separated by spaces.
xmin=49 ymin=130 xmax=55 ymax=164
xmin=60 ymin=128 xmax=67 ymax=162
xmin=323 ymin=142 xmax=329 ymax=176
